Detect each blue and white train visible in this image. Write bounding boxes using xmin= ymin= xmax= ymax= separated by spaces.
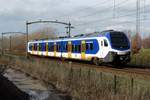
xmin=27 ymin=30 xmax=131 ymax=65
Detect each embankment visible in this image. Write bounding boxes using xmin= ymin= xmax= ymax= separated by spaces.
xmin=1 ymin=55 xmax=150 ymax=100
xmin=0 ymin=73 xmax=29 ymax=100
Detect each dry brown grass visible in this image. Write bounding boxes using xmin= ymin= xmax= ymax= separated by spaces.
xmin=0 ymin=27 xmax=57 ymax=54
xmin=131 ymin=49 xmax=150 ymax=67
xmin=3 ymin=56 xmax=149 ymax=100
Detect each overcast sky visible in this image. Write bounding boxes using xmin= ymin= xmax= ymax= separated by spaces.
xmin=0 ymin=0 xmax=150 ymax=37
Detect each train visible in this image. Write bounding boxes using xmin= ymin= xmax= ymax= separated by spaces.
xmin=27 ymin=30 xmax=131 ymax=65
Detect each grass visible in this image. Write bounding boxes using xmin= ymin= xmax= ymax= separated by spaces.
xmin=0 ymin=55 xmax=149 ymax=100
xmin=131 ymin=48 xmax=150 ymax=67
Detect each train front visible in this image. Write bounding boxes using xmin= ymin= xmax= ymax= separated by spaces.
xmin=106 ymin=31 xmax=131 ymax=64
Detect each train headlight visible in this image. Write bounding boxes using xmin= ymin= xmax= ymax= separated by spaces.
xmin=120 ymin=56 xmax=124 ymax=60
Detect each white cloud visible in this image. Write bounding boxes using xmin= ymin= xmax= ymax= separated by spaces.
xmin=0 ymin=0 xmax=149 ymax=37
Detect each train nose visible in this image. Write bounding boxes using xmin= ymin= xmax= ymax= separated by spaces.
xmin=117 ymin=51 xmax=130 ymax=55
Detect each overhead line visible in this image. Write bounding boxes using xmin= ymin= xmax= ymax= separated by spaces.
xmin=74 ymin=0 xmax=131 ymax=19
xmin=74 ymin=4 xmax=150 ymax=27
xmin=53 ymin=0 xmax=110 ymax=19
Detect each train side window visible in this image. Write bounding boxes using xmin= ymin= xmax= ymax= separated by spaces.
xmin=39 ymin=43 xmax=42 ymax=51
xmin=90 ymin=43 xmax=93 ymax=50
xmin=29 ymin=44 xmax=32 ymax=51
xmin=66 ymin=44 xmax=68 ymax=51
xmin=33 ymin=44 xmax=35 ymax=51
xmin=75 ymin=45 xmax=78 ymax=52
xmin=57 ymin=44 xmax=59 ymax=52
xmin=43 ymin=43 xmax=46 ymax=51
xmin=104 ymin=39 xmax=108 ymax=47
xmin=101 ymin=41 xmax=103 ymax=46
xmin=41 ymin=43 xmax=43 ymax=51
xmin=51 ymin=45 xmax=54 ymax=51
xmin=44 ymin=43 xmax=46 ymax=51
xmin=34 ymin=43 xmax=37 ymax=51
xmin=86 ymin=43 xmax=93 ymax=50
xmin=48 ymin=43 xmax=51 ymax=51
xmin=77 ymin=45 xmax=81 ymax=53
xmin=86 ymin=44 xmax=89 ymax=50
xmin=78 ymin=45 xmax=81 ymax=53
xmin=48 ymin=43 xmax=54 ymax=52
xmin=63 ymin=44 xmax=68 ymax=52
xmin=72 ymin=44 xmax=75 ymax=52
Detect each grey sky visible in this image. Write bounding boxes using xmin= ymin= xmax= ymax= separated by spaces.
xmin=0 ymin=0 xmax=150 ymax=37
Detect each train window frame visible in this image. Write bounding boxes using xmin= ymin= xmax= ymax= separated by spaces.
xmin=75 ymin=45 xmax=78 ymax=52
xmin=65 ymin=44 xmax=68 ymax=52
xmin=90 ymin=43 xmax=93 ymax=50
xmin=72 ymin=44 xmax=75 ymax=52
xmin=57 ymin=44 xmax=60 ymax=52
xmin=39 ymin=43 xmax=42 ymax=51
xmin=43 ymin=43 xmax=46 ymax=51
xmin=34 ymin=43 xmax=37 ymax=51
xmin=63 ymin=44 xmax=68 ymax=52
xmin=78 ymin=45 xmax=81 ymax=53
xmin=101 ymin=41 xmax=103 ymax=46
xmin=29 ymin=44 xmax=32 ymax=51
xmin=48 ymin=43 xmax=51 ymax=52
xmin=86 ymin=44 xmax=89 ymax=50
xmin=104 ymin=39 xmax=108 ymax=47
xmin=51 ymin=44 xmax=54 ymax=51
xmin=86 ymin=43 xmax=93 ymax=51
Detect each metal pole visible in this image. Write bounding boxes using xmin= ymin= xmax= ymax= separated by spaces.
xmin=65 ymin=27 xmax=69 ymax=36
xmin=113 ymin=0 xmax=116 ymax=18
xmin=68 ymin=22 xmax=71 ymax=38
xmin=144 ymin=0 xmax=146 ymax=20
xmin=136 ymin=0 xmax=140 ymax=34
xmin=1 ymin=33 xmax=3 ymax=55
xmin=114 ymin=75 xmax=117 ymax=94
xmin=26 ymin=20 xmax=73 ymax=38
xmin=9 ymin=36 xmax=11 ymax=53
xmin=26 ymin=21 xmax=29 ymax=58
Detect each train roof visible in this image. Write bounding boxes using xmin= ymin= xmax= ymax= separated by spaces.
xmin=29 ymin=30 xmax=122 ymax=43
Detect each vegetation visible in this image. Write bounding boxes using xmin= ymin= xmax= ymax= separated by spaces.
xmin=131 ymin=48 xmax=150 ymax=67
xmin=1 ymin=55 xmax=149 ymax=100
xmin=142 ymin=36 xmax=150 ymax=49
xmin=131 ymin=33 xmax=142 ymax=54
xmin=0 ymin=27 xmax=57 ymax=53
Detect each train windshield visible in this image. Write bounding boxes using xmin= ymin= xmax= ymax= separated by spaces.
xmin=110 ymin=32 xmax=129 ymax=50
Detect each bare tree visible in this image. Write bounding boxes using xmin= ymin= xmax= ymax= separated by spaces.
xmin=142 ymin=36 xmax=150 ymax=48
xmin=131 ymin=33 xmax=142 ymax=54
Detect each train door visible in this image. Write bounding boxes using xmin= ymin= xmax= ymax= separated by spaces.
xmin=54 ymin=42 xmax=56 ymax=57
xmin=46 ymin=42 xmax=48 ymax=56
xmin=32 ymin=43 xmax=34 ymax=54
xmin=42 ymin=43 xmax=46 ymax=56
xmin=60 ymin=41 xmax=63 ymax=58
xmin=100 ymin=39 xmax=109 ymax=58
xmin=68 ymin=41 xmax=72 ymax=58
xmin=37 ymin=43 xmax=39 ymax=55
xmin=81 ymin=40 xmax=86 ymax=59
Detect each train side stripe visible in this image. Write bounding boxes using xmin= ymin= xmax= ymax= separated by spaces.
xmin=37 ymin=43 xmax=39 ymax=55
xmin=32 ymin=44 xmax=34 ymax=54
xmin=68 ymin=41 xmax=72 ymax=58
xmin=46 ymin=42 xmax=48 ymax=56
xmin=81 ymin=40 xmax=86 ymax=59
xmin=54 ymin=43 xmax=56 ymax=57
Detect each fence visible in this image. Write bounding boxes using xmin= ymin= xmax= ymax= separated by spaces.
xmin=0 ymin=55 xmax=150 ymax=100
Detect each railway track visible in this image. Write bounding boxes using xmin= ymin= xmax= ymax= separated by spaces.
xmin=3 ymin=53 xmax=150 ymax=80
xmin=29 ymin=55 xmax=150 ymax=79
